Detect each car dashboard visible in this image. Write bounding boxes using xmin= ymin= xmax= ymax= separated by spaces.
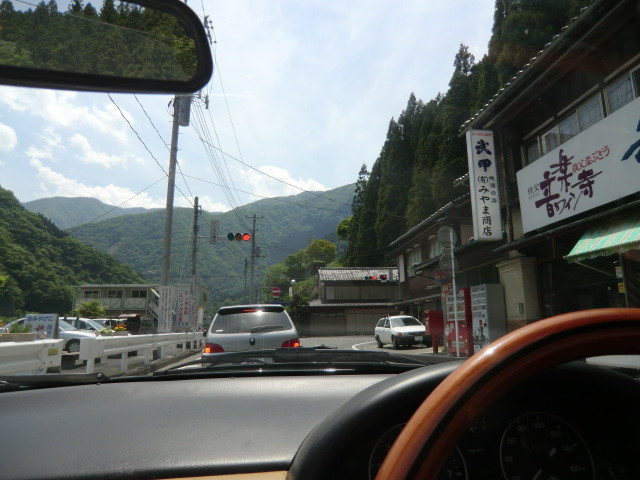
xmin=0 ymin=362 xmax=639 ymax=480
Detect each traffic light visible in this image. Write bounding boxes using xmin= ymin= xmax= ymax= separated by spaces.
xmin=380 ymin=274 xmax=388 ymax=282
xmin=227 ymin=232 xmax=251 ymax=241
xmin=364 ymin=275 xmax=378 ymax=280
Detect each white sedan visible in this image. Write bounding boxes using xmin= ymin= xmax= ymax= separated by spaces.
xmin=374 ymin=315 xmax=427 ymax=349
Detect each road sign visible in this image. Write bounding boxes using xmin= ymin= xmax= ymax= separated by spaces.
xmin=210 ymin=220 xmax=219 ymax=244
xmin=271 ymin=287 xmax=281 ymax=297
xmin=438 ymin=226 xmax=457 ymax=247
xmin=439 ymin=254 xmax=458 ymax=277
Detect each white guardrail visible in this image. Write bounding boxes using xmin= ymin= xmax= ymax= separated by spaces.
xmin=0 ymin=339 xmax=64 ymax=375
xmin=79 ymin=332 xmax=204 ymax=374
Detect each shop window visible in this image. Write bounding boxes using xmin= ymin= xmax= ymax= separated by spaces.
xmin=558 ymin=113 xmax=578 ymax=144
xmin=525 ymin=138 xmax=540 ymax=165
xmin=541 ymin=126 xmax=560 ymax=155
xmin=607 ymin=74 xmax=635 ymax=113
xmin=577 ymin=94 xmax=603 ymax=131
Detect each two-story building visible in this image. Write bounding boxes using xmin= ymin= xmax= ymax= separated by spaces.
xmin=300 ymin=267 xmax=399 ymax=336
xmin=73 ymin=282 xmax=210 ymax=327
xmin=462 ymin=0 xmax=640 ymax=317
xmin=388 ymin=0 xmax=640 ymax=355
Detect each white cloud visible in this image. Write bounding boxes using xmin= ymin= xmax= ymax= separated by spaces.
xmin=176 ymin=195 xmax=231 ymax=213
xmin=244 ymin=165 xmax=327 ymax=198
xmin=29 ymin=159 xmax=166 ymax=208
xmin=0 ymin=122 xmax=17 ymax=153
xmin=69 ymin=133 xmax=144 ymax=168
xmin=0 ymin=88 xmax=132 ymax=144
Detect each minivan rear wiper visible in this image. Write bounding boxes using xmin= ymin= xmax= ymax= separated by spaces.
xmin=249 ymin=324 xmax=285 ymax=333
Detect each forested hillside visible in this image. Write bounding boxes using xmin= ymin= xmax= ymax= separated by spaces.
xmin=0 ymin=187 xmax=143 ymax=317
xmin=69 ymin=184 xmax=354 ymax=303
xmin=341 ymin=0 xmax=591 ymax=266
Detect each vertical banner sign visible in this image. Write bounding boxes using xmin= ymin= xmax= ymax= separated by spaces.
xmin=158 ymin=286 xmax=175 ymax=333
xmin=25 ymin=314 xmax=58 ymax=339
xmin=466 ymin=129 xmax=502 ymax=241
xmin=176 ymin=291 xmax=191 ymax=329
xmin=210 ymin=220 xmax=219 ymax=244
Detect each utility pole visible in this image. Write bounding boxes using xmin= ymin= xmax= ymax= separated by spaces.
xmin=246 ymin=214 xmax=264 ymax=303
xmin=243 ymin=258 xmax=248 ymax=304
xmin=160 ymin=95 xmax=181 ymax=287
xmin=191 ymin=196 xmax=199 ymax=297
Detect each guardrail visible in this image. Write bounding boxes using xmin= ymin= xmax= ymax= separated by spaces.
xmin=0 ymin=339 xmax=64 ymax=375
xmin=79 ymin=332 xmax=204 ymax=374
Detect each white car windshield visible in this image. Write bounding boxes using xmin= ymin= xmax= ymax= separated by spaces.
xmin=390 ymin=318 xmax=422 ymax=328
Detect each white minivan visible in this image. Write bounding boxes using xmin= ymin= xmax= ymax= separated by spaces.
xmin=203 ymin=305 xmax=300 ymax=355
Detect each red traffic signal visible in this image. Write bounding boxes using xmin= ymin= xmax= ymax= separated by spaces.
xmin=227 ymin=232 xmax=251 ymax=241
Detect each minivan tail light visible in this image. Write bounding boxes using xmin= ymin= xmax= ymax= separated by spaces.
xmin=281 ymin=338 xmax=300 ymax=348
xmin=203 ymin=343 xmax=224 ymax=354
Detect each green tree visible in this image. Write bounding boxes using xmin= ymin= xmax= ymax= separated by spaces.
xmin=74 ymin=298 xmax=106 ymax=317
xmin=305 ymin=239 xmax=336 ymax=265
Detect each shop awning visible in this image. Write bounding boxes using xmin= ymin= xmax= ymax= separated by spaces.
xmin=565 ymin=213 xmax=640 ymax=263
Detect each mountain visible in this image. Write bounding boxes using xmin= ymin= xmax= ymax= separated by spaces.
xmin=68 ymin=184 xmax=355 ymax=303
xmin=0 ymin=187 xmax=144 ymax=316
xmin=23 ymin=196 xmax=158 ymax=230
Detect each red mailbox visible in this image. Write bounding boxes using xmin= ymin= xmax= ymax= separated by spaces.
xmin=424 ymin=310 xmax=444 ymax=353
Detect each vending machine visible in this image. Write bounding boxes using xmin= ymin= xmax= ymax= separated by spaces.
xmin=470 ymin=284 xmax=507 ymax=351
xmin=445 ymin=287 xmax=473 ymax=357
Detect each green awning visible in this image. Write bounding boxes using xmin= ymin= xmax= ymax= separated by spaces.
xmin=565 ymin=213 xmax=640 ymax=263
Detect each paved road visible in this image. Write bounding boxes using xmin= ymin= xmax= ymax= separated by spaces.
xmin=302 ymin=336 xmax=440 ymax=356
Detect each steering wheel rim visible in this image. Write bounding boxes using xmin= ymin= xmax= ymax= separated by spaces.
xmin=376 ymin=307 xmax=640 ymax=480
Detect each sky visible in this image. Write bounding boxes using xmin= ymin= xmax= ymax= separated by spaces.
xmin=0 ymin=0 xmax=495 ymax=213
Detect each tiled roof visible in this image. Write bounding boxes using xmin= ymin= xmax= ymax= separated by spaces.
xmin=388 ymin=193 xmax=470 ymax=248
xmin=318 ymin=267 xmax=398 ymax=282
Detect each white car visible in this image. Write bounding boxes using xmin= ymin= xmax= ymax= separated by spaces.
xmin=0 ymin=317 xmax=96 ymax=352
xmin=374 ymin=315 xmax=427 ymax=349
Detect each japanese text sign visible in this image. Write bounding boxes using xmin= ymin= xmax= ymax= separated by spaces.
xmin=517 ymin=97 xmax=640 ymax=233
xmin=158 ymin=286 xmax=175 ymax=333
xmin=466 ymin=129 xmax=503 ymax=241
xmin=25 ymin=313 xmax=58 ymax=339
xmin=176 ymin=290 xmax=191 ymax=329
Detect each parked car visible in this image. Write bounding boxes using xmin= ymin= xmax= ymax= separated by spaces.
xmin=0 ymin=317 xmax=96 ymax=352
xmin=203 ymin=305 xmax=300 ymax=355
xmin=63 ymin=317 xmax=109 ymax=333
xmin=375 ymin=315 xmax=427 ymax=349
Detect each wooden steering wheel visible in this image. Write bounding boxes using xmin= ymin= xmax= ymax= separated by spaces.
xmin=376 ymin=308 xmax=640 ymax=480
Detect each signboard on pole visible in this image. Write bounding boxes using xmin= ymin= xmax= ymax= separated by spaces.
xmin=158 ymin=286 xmax=175 ymax=333
xmin=210 ymin=220 xmax=219 ymax=244
xmin=271 ymin=287 xmax=281 ymax=298
xmin=176 ymin=290 xmax=191 ymax=330
xmin=25 ymin=313 xmax=58 ymax=339
xmin=466 ymin=129 xmax=502 ymax=241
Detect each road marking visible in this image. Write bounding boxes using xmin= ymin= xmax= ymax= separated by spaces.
xmin=352 ymin=340 xmax=377 ymax=350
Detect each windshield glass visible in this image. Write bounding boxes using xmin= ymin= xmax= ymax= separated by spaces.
xmin=212 ymin=309 xmax=292 ymax=334
xmin=390 ymin=317 xmax=422 ymax=328
xmin=0 ymin=0 xmax=637 ymax=382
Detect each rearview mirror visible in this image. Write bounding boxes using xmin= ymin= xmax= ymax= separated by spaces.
xmin=0 ymin=0 xmax=213 ymax=93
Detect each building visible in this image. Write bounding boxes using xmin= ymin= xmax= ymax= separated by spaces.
xmin=300 ymin=267 xmax=399 ymax=336
xmin=73 ymin=282 xmax=210 ymax=327
xmin=463 ymin=0 xmax=640 ymax=318
xmin=386 ymin=0 xmax=640 ymax=355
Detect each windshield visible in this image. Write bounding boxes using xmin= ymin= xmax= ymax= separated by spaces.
xmin=211 ymin=308 xmax=292 ymax=334
xmin=0 ymin=0 xmax=637 ymax=383
xmin=390 ymin=317 xmax=422 ymax=328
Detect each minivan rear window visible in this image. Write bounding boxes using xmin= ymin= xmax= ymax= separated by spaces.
xmin=212 ymin=308 xmax=292 ymax=334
